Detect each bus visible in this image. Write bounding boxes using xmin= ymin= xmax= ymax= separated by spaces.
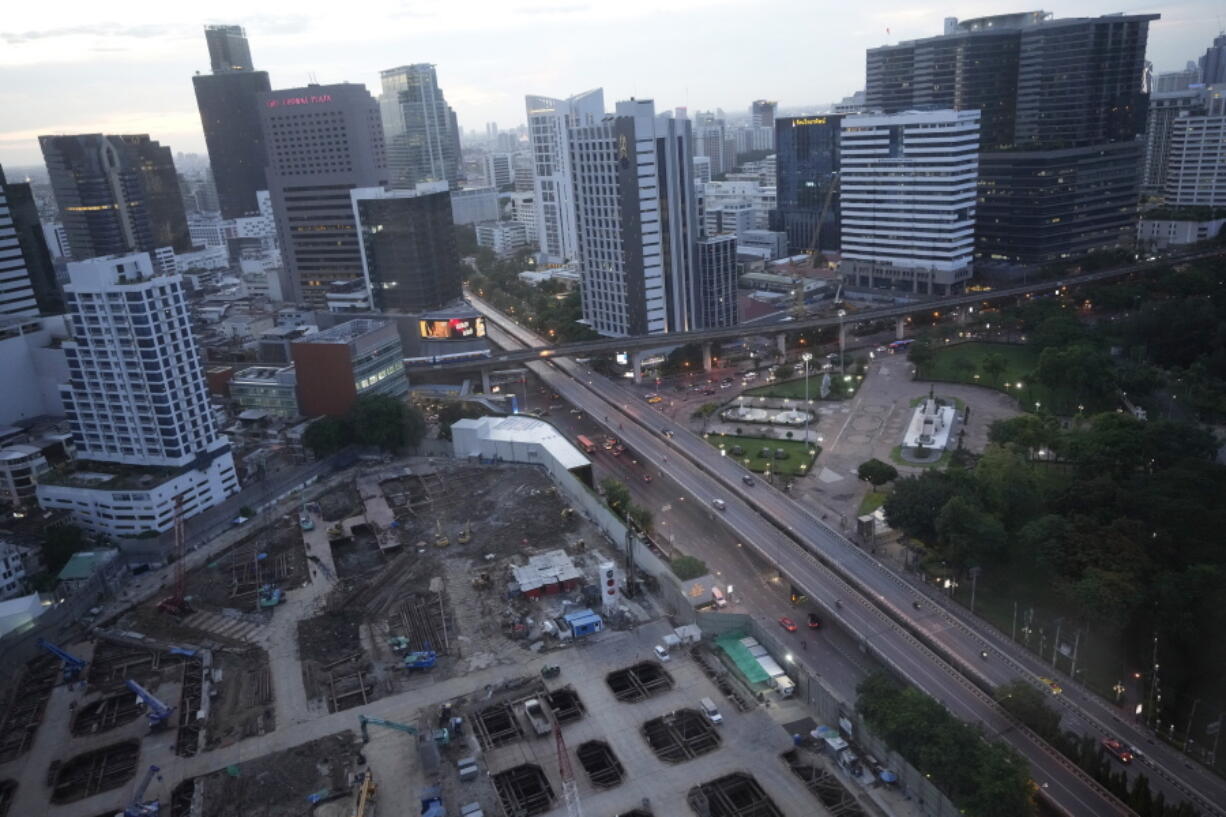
xmin=576 ymin=435 xmax=597 ymax=454
xmin=888 ymin=339 xmax=914 ymax=351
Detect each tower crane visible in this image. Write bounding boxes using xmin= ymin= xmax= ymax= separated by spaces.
xmin=554 ymin=720 xmax=583 ymax=817
xmin=37 ymin=638 xmax=86 ymax=682
xmin=157 ymin=497 xmax=191 ymax=617
xmin=791 ymin=172 xmax=843 ymax=320
xmin=120 ymin=764 xmax=161 ymax=817
xmin=125 ymin=679 xmax=174 ymax=729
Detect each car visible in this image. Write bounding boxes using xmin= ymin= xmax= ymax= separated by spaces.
xmin=778 ymin=616 xmax=798 ymax=633
xmin=1039 ymin=677 xmax=1063 ymax=695
xmin=742 ymin=475 xmax=755 ymax=486
xmin=712 ymin=498 xmax=727 ymax=511
xmin=703 ymin=388 xmax=716 ymax=395
xmin=653 ymin=645 xmax=671 ymax=662
xmin=1102 ymin=738 xmax=1133 ymax=765
xmin=807 ymin=613 xmax=822 ymax=629
xmin=643 ymin=473 xmax=653 ymax=483
xmin=660 ymin=428 xmax=674 ymax=438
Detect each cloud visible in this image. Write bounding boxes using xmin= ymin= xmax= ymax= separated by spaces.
xmin=2 ymin=22 xmax=192 ymax=45
xmin=515 ymin=4 xmax=591 ymax=14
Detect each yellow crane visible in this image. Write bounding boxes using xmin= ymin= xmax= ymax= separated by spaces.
xmin=434 ymin=519 xmax=450 ymax=548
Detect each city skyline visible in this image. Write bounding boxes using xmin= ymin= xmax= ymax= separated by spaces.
xmin=2 ymin=0 xmax=1221 ymax=167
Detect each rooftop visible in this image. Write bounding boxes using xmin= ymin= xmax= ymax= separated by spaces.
xmin=57 ymin=549 xmax=118 ymax=582
xmin=453 ymin=415 xmax=590 ymax=471
xmin=39 ymin=460 xmax=183 ymax=491
xmin=296 ymin=318 xmax=388 ymax=345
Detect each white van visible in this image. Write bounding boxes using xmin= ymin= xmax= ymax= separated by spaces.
xmin=712 ymin=498 xmax=727 ymax=511
xmin=711 ymin=587 xmax=727 ymax=608
xmin=700 ymin=697 xmax=723 ymax=724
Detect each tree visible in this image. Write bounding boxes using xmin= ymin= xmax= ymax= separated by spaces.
xmin=303 ymin=416 xmax=350 ymax=457
xmin=775 ymin=364 xmax=795 ymax=380
xmin=350 ymin=394 xmax=425 ymax=452
xmin=995 ymin=680 xmax=1061 ymax=740
xmin=934 ymin=495 xmax=1008 ymax=570
xmin=42 ymin=522 xmax=87 ymax=576
xmin=982 ymin=352 xmax=1007 ymax=385
xmin=600 ymin=478 xmax=631 ymax=518
xmin=437 ymin=401 xmax=486 ymax=441
xmin=973 ymin=447 xmax=1042 ymax=530
xmin=883 ymin=470 xmax=970 ymax=542
xmin=988 ymin=414 xmax=1058 ymax=457
xmin=858 ymin=458 xmax=899 ymax=488
xmin=627 ymin=503 xmax=653 ymax=534
xmin=908 ymin=338 xmax=935 ymax=369
xmin=671 ymin=554 xmax=708 ymax=580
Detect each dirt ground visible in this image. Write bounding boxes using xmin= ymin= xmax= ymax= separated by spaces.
xmin=204 ymin=648 xmax=275 ymax=750
xmin=316 ymin=482 xmax=361 ymax=523
xmin=197 ymin=732 xmax=359 ymax=817
xmin=184 ymin=522 xmax=310 ymax=613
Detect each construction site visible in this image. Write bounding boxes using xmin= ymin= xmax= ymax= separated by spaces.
xmin=0 ymin=456 xmax=899 ymax=817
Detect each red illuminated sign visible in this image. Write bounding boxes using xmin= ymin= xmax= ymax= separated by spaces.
xmin=266 ymin=94 xmax=333 ymax=109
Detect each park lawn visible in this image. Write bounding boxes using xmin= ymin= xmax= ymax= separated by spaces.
xmin=706 ymin=433 xmax=819 ymax=476
xmin=743 ymin=373 xmax=863 ymax=401
xmin=858 ymin=491 xmax=887 ymax=516
xmin=919 ymin=341 xmax=1087 ymax=414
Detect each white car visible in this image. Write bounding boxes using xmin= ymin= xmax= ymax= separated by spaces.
xmin=653 ymin=645 xmax=671 ymax=661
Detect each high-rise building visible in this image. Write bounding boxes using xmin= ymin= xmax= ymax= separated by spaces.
xmin=39 ymin=134 xmax=192 ymax=264
xmin=1154 ymin=68 xmax=1199 ymax=92
xmin=695 ymin=235 xmax=738 ymax=329
xmin=351 ymin=186 xmax=462 ymax=313
xmin=525 ymin=89 xmax=605 ymax=264
xmin=751 ymin=100 xmax=778 ymax=129
xmin=1142 ymin=88 xmax=1211 ymax=196
xmin=1200 ymin=34 xmax=1226 ymax=84
xmin=771 ymin=115 xmax=841 ymax=255
xmin=570 ymin=99 xmax=699 ymax=336
xmin=259 ymin=83 xmax=388 ymax=306
xmin=839 ymin=110 xmax=980 ymax=296
xmin=205 ymin=23 xmax=253 ymax=72
xmin=380 ymin=64 xmax=462 ymax=189
xmin=1165 ymin=91 xmax=1226 ymax=206
xmin=484 ymin=153 xmax=513 ymax=188
xmin=866 ymin=11 xmax=1156 ymax=265
xmin=193 ymin=25 xmax=271 ymax=219
xmin=0 ymin=165 xmax=61 ymax=315
xmin=291 ymin=319 xmax=408 ymax=417
xmin=36 ymin=253 xmax=239 ymax=536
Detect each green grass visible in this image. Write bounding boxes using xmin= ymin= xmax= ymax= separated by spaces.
xmin=858 ymin=491 xmax=887 ymax=516
xmin=706 ymin=433 xmax=820 ymax=476
xmin=743 ymin=373 xmax=863 ymax=401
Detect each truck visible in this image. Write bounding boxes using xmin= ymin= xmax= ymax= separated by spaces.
xmin=662 ymin=633 xmax=682 ymax=651
xmin=774 ymin=676 xmax=796 ymax=698
xmin=522 ymin=698 xmax=552 ymax=737
xmin=711 ymin=587 xmax=727 ymax=608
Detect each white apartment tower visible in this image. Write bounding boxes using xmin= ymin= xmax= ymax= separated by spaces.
xmin=37 ymin=253 xmax=240 ymax=536
xmin=839 ymin=110 xmax=980 ymax=296
xmin=525 ymin=89 xmax=605 ymax=264
xmin=569 ymin=99 xmax=700 ymax=336
xmin=1164 ymin=90 xmax=1226 ymax=207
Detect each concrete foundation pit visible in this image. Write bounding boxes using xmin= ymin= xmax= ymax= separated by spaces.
xmin=576 ymin=740 xmax=625 ymax=789
xmin=642 ymin=709 xmax=721 ymax=764
xmin=70 ymin=692 xmax=143 ymax=736
xmin=474 ymin=701 xmax=526 ymax=750
xmin=0 ymin=655 xmax=57 ymax=762
xmin=492 ymin=764 xmax=555 ymax=817
xmin=605 ymin=661 xmax=674 ymax=703
xmin=50 ymin=739 xmax=140 ymax=804
xmin=170 ymin=777 xmax=196 ymax=817
xmin=782 ymin=749 xmax=867 ymax=816
xmin=0 ymin=779 xmax=15 ymax=817
xmin=687 ymin=772 xmax=783 ymax=817
xmin=544 ymin=687 xmax=585 ymax=724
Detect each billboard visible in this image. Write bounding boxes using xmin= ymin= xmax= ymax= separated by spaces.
xmin=418 ymin=316 xmax=486 ymax=340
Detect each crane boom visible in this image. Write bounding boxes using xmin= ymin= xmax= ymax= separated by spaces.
xmin=125 ymin=679 xmax=174 ymax=727
xmin=157 ymin=497 xmax=191 ymax=616
xmin=359 ymin=714 xmax=418 ymax=743
xmin=122 ymin=764 xmax=160 ymax=817
xmin=554 ymin=721 xmax=583 ymax=817
xmin=37 ymin=638 xmax=86 ymax=682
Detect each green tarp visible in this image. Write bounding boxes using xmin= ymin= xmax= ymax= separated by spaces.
xmin=713 ymin=631 xmax=770 ymax=684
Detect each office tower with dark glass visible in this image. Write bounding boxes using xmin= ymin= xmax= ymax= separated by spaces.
xmin=866 ymin=11 xmax=1157 ymax=266
xmin=0 ymin=165 xmax=61 ymax=315
xmin=525 ymin=88 xmax=605 ymax=264
xmin=380 ymin=64 xmax=462 ymax=189
xmin=771 ymin=115 xmax=841 ymax=256
xmin=193 ymin=25 xmax=271 ymax=219
xmin=259 ymin=83 xmax=388 ymax=307
xmin=351 ymin=186 xmax=462 ymax=313
xmin=570 ymin=99 xmax=699 ymax=336
xmin=39 ymin=134 xmax=192 ymax=262
xmin=695 ymin=235 xmax=738 ymax=328
xmin=751 ymin=100 xmax=778 ymax=129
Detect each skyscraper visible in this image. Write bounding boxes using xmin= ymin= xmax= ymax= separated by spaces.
xmin=525 ymin=88 xmax=605 ymax=264
xmin=351 ymin=186 xmax=462 ymax=313
xmin=1164 ymin=90 xmax=1226 ymax=206
xmin=839 ymin=110 xmax=980 ymax=296
xmin=36 ymin=252 xmax=239 ymax=536
xmin=39 ymin=134 xmax=192 ymax=263
xmin=380 ymin=64 xmax=462 ymax=189
xmin=570 ymin=99 xmax=699 ymax=336
xmin=1200 ymin=34 xmax=1226 ymax=84
xmin=259 ymin=83 xmax=388 ymax=306
xmin=751 ymin=100 xmax=777 ymax=129
xmin=0 ymin=165 xmax=61 ymax=314
xmin=1142 ymin=88 xmax=1209 ymax=196
xmin=771 ymin=115 xmax=841 ymax=255
xmin=866 ymin=11 xmax=1156 ymax=265
xmin=695 ymin=235 xmax=738 ymax=329
xmin=193 ymin=25 xmax=271 ymax=219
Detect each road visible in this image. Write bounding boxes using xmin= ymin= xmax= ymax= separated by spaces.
xmin=473 ymin=293 xmax=1225 ymax=817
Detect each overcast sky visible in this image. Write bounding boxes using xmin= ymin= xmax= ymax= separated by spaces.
xmin=2 ymin=0 xmax=1222 ymax=168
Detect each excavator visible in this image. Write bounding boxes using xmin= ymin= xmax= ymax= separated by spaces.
xmin=433 ymin=519 xmax=449 ymax=548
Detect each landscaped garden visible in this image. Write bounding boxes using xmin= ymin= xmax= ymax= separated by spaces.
xmin=743 ymin=371 xmax=863 ymax=401
xmin=703 ymin=432 xmax=820 ymax=476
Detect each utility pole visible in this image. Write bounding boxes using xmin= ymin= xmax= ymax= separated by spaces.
xmin=1184 ymin=699 xmax=1201 ymax=751
xmin=1052 ymin=620 xmax=1062 ymax=667
xmin=1147 ymin=632 xmax=1160 ymax=730
xmin=968 ymin=566 xmax=981 ymax=615
xmin=1011 ymin=601 xmax=1017 ymax=642
xmin=1069 ymin=630 xmax=1081 ymax=682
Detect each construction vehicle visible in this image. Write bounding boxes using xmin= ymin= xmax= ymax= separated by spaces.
xmin=522 ymin=698 xmax=552 ymax=737
xmin=457 ymin=521 xmax=471 ymax=545
xmin=434 ymin=519 xmax=449 ymax=548
xmin=157 ymin=498 xmax=192 ymax=617
xmin=540 ymin=665 xmax=560 ymax=679
xmin=358 ymin=714 xmax=449 ymax=745
xmin=125 ymin=679 xmax=174 ymax=729
xmin=351 ymin=770 xmax=375 ymax=817
xmin=37 ymin=638 xmax=86 ymax=682
xmin=299 ymin=490 xmax=314 ymax=531
xmin=258 ymin=584 xmax=284 ymax=607
xmin=326 ymin=523 xmax=345 ymax=541
xmin=120 ymin=764 xmax=161 ymax=817
xmin=403 ymin=650 xmax=438 ymax=671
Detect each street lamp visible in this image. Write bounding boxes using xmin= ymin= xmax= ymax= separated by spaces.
xmin=802 ymin=352 xmax=813 ymax=449
xmin=837 ymin=309 xmax=847 ymax=376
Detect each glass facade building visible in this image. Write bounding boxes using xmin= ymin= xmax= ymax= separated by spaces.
xmin=771 ymin=115 xmax=841 ymax=256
